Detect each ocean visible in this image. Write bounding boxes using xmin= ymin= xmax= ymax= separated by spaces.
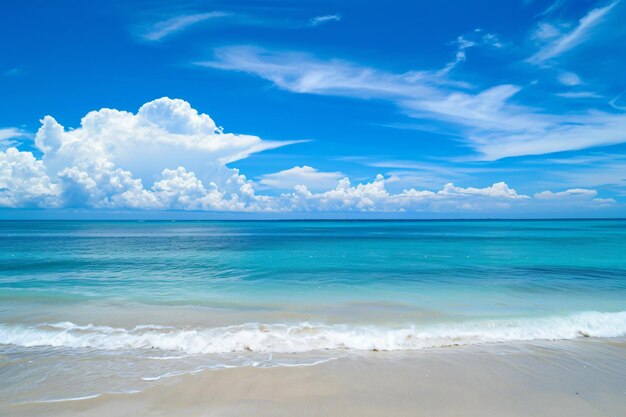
xmin=1 ymin=219 xmax=625 ymax=404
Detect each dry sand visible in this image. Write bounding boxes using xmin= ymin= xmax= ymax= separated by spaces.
xmin=6 ymin=338 xmax=626 ymax=417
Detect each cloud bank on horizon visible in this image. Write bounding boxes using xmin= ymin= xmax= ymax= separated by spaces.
xmin=0 ymin=98 xmax=615 ymax=214
xmin=0 ymin=0 xmax=625 ymax=216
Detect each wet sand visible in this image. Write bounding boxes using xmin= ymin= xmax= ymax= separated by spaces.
xmin=6 ymin=338 xmax=626 ymax=417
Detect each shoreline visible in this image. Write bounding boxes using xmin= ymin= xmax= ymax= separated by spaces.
xmin=6 ymin=337 xmax=626 ymax=417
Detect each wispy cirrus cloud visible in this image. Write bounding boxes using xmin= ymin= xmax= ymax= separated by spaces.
xmin=528 ymin=0 xmax=620 ymax=64
xmin=139 ymin=11 xmax=230 ymax=41
xmin=198 ymin=45 xmax=626 ymax=160
xmin=556 ymin=91 xmax=601 ymax=98
xmin=199 ymin=46 xmax=437 ymax=98
xmin=538 ymin=153 xmax=626 ymax=190
xmin=0 ymin=127 xmax=30 ymax=148
xmin=309 ymin=14 xmax=341 ymax=27
xmin=535 ymin=0 xmax=567 ymax=17
xmin=439 ymin=30 xmax=504 ymax=75
xmin=138 ymin=9 xmax=343 ymax=42
xmin=610 ymin=95 xmax=626 ymax=110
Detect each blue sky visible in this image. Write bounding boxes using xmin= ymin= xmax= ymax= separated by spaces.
xmin=1 ymin=0 xmax=625 ymax=218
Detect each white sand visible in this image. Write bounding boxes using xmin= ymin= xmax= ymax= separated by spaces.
xmin=5 ymin=338 xmax=626 ymax=417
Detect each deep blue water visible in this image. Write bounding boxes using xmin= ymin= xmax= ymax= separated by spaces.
xmin=1 ymin=220 xmax=625 ymax=318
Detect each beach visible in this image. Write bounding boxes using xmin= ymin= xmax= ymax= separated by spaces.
xmin=3 ymin=0 xmax=626 ymax=413
xmin=1 ymin=220 xmax=625 ymax=415
xmin=6 ymin=338 xmax=626 ymax=417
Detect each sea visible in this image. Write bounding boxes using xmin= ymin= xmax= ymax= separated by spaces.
xmin=1 ymin=219 xmax=625 ymax=404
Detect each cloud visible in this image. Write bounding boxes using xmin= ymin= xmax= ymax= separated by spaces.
xmin=0 ymin=127 xmax=30 ymax=148
xmin=439 ymin=182 xmax=527 ymax=199
xmin=139 ymin=12 xmax=230 ymax=41
xmin=557 ymin=71 xmax=582 ymax=86
xmin=199 ymin=46 xmax=436 ymax=98
xmin=149 ymin=167 xmax=261 ymax=211
xmin=439 ymin=36 xmax=476 ymax=75
xmin=0 ymin=148 xmax=59 ymax=208
xmin=533 ymin=188 xmax=616 ymax=206
xmin=280 ymin=176 xmax=529 ymax=213
xmin=532 ymin=22 xmax=563 ymax=41
xmin=536 ymin=0 xmax=567 ymax=17
xmin=36 ymin=97 xmax=299 ymax=184
xmin=534 ymin=188 xmax=597 ymax=200
xmin=28 ymin=98 xmax=299 ymax=209
xmin=528 ymin=1 xmax=619 ymax=64
xmin=434 ymin=31 xmax=504 ymax=76
xmin=471 ymin=111 xmax=626 ymax=160
xmin=609 ymin=95 xmax=626 ymax=111
xmin=0 ymin=99 xmax=617 ymax=214
xmin=309 ymin=14 xmax=341 ymax=27
xmin=200 ymin=46 xmax=626 ymax=160
xmin=138 ymin=10 xmax=343 ymax=41
xmin=480 ymin=32 xmax=504 ymax=48
xmin=540 ymin=153 xmax=626 ymax=189
xmin=556 ymin=91 xmax=601 ymax=98
xmin=279 ymin=178 xmax=613 ymax=213
xmin=0 ymin=143 xmax=616 ymax=213
xmin=260 ymin=166 xmax=344 ymax=192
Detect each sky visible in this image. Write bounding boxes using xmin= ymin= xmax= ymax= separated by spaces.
xmin=1 ymin=0 xmax=626 ymax=218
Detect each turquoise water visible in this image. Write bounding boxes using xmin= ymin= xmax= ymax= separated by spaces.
xmin=1 ymin=220 xmax=626 ymax=402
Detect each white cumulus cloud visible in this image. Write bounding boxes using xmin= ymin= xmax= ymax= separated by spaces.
xmin=0 ymin=98 xmax=617 ymax=214
xmin=0 ymin=148 xmax=59 ymax=208
xmin=35 ymin=97 xmax=298 ymax=189
xmin=281 ymin=177 xmax=531 ymax=213
xmin=2 ymin=98 xmax=297 ymax=210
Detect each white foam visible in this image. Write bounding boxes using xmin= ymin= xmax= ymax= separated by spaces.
xmin=142 ymin=368 xmax=208 ymax=381
xmin=1 ymin=311 xmax=625 ymax=354
xmin=32 ymin=394 xmax=101 ymax=403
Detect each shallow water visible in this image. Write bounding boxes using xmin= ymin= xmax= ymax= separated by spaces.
xmin=1 ymin=220 xmax=625 ymax=403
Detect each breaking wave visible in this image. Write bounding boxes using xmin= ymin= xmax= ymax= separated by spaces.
xmin=1 ymin=311 xmax=625 ymax=354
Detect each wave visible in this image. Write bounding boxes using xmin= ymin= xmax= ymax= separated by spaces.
xmin=1 ymin=312 xmax=625 ymax=354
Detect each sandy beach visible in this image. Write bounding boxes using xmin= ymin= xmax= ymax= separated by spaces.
xmin=6 ymin=338 xmax=625 ymax=417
